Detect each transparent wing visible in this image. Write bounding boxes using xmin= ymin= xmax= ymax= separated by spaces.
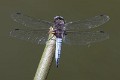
xmin=11 ymin=12 xmax=53 ymax=29
xmin=63 ymin=31 xmax=109 ymax=45
xmin=10 ymin=28 xmax=49 ymax=44
xmin=66 ymin=15 xmax=110 ymax=30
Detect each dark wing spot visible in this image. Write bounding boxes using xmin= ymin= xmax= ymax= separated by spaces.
xmin=100 ymin=14 xmax=104 ymax=16
xmin=100 ymin=30 xmax=104 ymax=33
xmin=15 ymin=29 xmax=20 ymax=30
xmin=16 ymin=12 xmax=21 ymax=15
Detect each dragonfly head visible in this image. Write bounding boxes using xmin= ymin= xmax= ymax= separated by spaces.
xmin=54 ymin=16 xmax=65 ymax=25
xmin=54 ymin=16 xmax=64 ymax=20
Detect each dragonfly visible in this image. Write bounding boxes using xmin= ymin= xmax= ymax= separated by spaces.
xmin=10 ymin=12 xmax=110 ymax=67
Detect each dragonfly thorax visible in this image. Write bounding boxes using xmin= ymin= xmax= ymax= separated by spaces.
xmin=53 ymin=29 xmax=65 ymax=38
xmin=54 ymin=16 xmax=65 ymax=27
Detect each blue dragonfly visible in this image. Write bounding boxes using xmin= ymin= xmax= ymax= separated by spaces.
xmin=10 ymin=12 xmax=110 ymax=67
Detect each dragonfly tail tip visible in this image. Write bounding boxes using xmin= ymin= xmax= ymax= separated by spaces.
xmin=56 ymin=65 xmax=59 ymax=68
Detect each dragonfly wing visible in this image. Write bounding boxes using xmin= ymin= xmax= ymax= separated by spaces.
xmin=66 ymin=15 xmax=110 ymax=30
xmin=63 ymin=31 xmax=109 ymax=45
xmin=10 ymin=28 xmax=49 ymax=44
xmin=11 ymin=12 xmax=53 ymax=29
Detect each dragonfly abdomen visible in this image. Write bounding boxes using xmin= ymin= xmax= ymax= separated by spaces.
xmin=55 ymin=38 xmax=62 ymax=67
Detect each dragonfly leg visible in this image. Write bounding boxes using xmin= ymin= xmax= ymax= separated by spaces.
xmin=48 ymin=30 xmax=55 ymax=34
xmin=48 ymin=27 xmax=56 ymax=40
xmin=48 ymin=35 xmax=56 ymax=41
xmin=48 ymin=27 xmax=55 ymax=34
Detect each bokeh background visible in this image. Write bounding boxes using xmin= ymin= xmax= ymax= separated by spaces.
xmin=0 ymin=0 xmax=120 ymax=80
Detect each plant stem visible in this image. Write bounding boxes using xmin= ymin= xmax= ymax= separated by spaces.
xmin=34 ymin=27 xmax=56 ymax=80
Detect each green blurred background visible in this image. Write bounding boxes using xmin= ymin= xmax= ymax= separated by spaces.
xmin=0 ymin=0 xmax=120 ymax=80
